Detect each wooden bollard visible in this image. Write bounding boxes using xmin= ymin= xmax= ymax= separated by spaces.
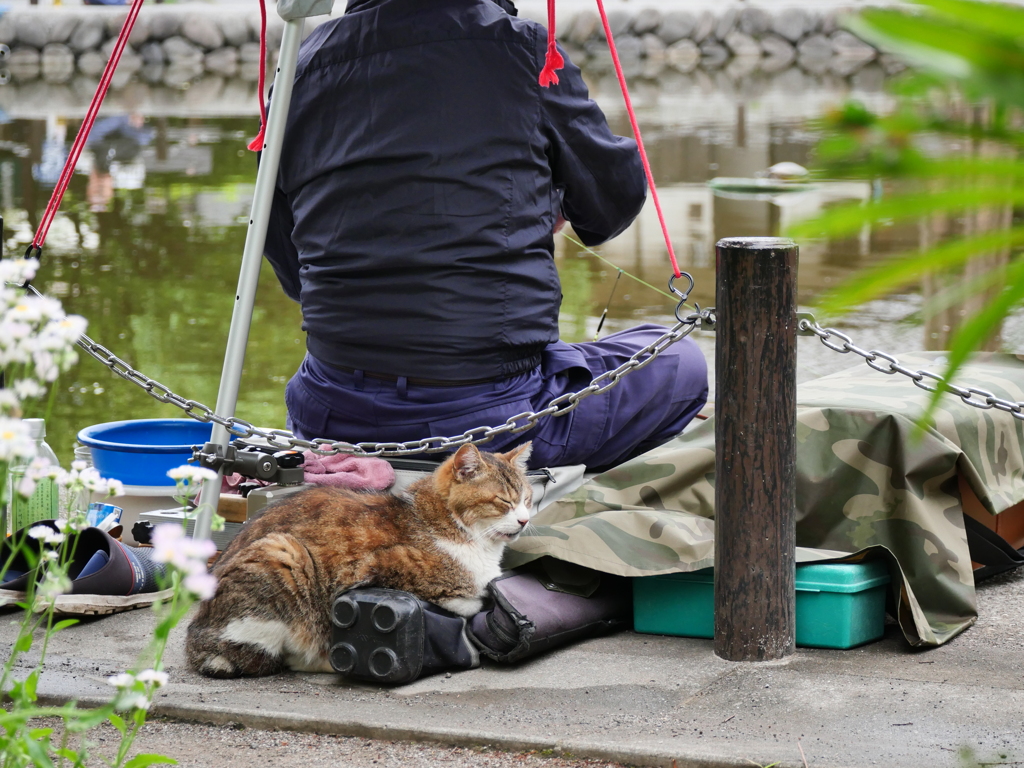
xmin=713 ymin=237 xmax=798 ymax=661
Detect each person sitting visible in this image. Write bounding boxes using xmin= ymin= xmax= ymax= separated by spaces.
xmin=263 ymin=0 xmax=708 ymax=471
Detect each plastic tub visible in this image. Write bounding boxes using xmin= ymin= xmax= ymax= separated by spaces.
xmin=77 ymin=419 xmax=216 ymax=487
xmin=632 ymin=560 xmax=892 ymax=649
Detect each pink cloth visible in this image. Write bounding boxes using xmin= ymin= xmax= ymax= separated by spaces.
xmin=221 ymin=451 xmax=395 ymax=494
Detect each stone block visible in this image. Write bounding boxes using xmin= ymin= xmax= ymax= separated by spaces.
xmin=631 ymin=9 xmax=662 ymax=36
xmin=797 ymin=33 xmax=833 ymax=60
xmin=184 ymin=75 xmax=225 ymax=108
xmin=613 ymin=34 xmax=643 ymax=77
xmin=851 ymin=63 xmax=885 ymax=92
xmin=9 ymin=46 xmax=41 ymax=81
xmin=106 ymin=12 xmax=128 ymax=39
xmin=204 ymin=46 xmax=239 ymax=77
xmin=699 ymin=40 xmax=729 ymax=69
xmin=830 ymin=30 xmax=876 ymax=62
xmin=583 ymin=39 xmax=612 ymax=73
xmin=561 ymin=42 xmax=586 ymax=66
xmin=162 ymin=35 xmax=203 ymax=65
xmin=713 ymin=8 xmax=738 ymax=41
xmin=163 ymin=60 xmax=204 ymax=88
xmin=77 ymin=49 xmax=106 ymax=77
xmin=128 ymin=16 xmax=151 ymax=47
xmin=738 ymin=7 xmax=771 ymax=38
xmin=759 ymin=34 xmax=795 ymax=73
xmin=239 ymin=41 xmax=262 ymax=64
xmin=666 ymin=38 xmax=699 ymax=73
xmin=692 ymin=10 xmax=715 ymax=43
xmin=641 ymin=33 xmax=666 ymax=61
xmin=140 ymin=61 xmax=165 ymax=84
xmin=68 ymin=17 xmax=105 ymax=54
xmin=48 ymin=14 xmax=78 ymax=45
xmin=724 ymin=30 xmax=760 ymax=59
xmin=657 ymin=10 xmax=695 ymax=45
xmin=149 ymin=12 xmax=182 ymax=41
xmin=820 ymin=12 xmax=840 ymax=36
xmin=0 ymin=14 xmax=16 ymax=46
xmin=878 ymin=52 xmax=908 ymax=76
xmin=16 ymin=16 xmax=50 ymax=50
xmin=597 ymin=10 xmax=632 ymax=40
xmin=41 ymin=42 xmax=75 ymax=83
xmin=239 ymin=60 xmax=262 ymax=82
xmin=219 ymin=14 xmax=251 ymax=47
xmin=771 ymin=7 xmax=810 ymax=43
xmin=140 ymin=40 xmax=166 ymax=65
xmin=566 ymin=11 xmax=598 ymax=45
xmin=182 ymin=14 xmax=224 ymax=51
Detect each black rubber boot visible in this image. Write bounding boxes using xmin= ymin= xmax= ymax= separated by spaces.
xmin=329 ymin=588 xmax=479 ymax=685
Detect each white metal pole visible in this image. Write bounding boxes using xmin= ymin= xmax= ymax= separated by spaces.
xmin=192 ymin=17 xmax=308 ymax=542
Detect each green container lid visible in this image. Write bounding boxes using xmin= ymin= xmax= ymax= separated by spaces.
xmin=656 ymin=560 xmax=890 ymax=594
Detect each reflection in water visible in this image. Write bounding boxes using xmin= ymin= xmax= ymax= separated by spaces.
xmin=1 ymin=74 xmax=1020 ymax=460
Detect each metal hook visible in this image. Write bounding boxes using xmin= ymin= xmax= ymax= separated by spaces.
xmin=668 ymin=271 xmax=695 ymax=323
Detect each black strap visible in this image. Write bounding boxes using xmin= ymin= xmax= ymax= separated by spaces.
xmin=964 ymin=514 xmax=1024 ymax=581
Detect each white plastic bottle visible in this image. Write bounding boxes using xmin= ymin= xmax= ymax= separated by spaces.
xmin=8 ymin=418 xmax=61 ymax=532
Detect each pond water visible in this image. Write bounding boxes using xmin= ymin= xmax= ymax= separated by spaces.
xmin=4 ymin=67 xmax=1022 ymax=462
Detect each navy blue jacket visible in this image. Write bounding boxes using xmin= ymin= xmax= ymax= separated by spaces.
xmin=264 ymin=0 xmax=646 ymax=380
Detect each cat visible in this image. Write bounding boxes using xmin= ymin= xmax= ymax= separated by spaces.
xmin=185 ymin=441 xmax=533 ymax=678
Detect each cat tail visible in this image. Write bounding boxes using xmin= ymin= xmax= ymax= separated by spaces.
xmin=185 ymin=606 xmax=286 ymax=679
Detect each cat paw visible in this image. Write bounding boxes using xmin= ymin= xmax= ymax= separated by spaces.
xmin=439 ymin=596 xmax=484 ymax=617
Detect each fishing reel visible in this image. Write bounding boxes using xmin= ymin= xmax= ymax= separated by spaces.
xmin=192 ymin=439 xmax=305 ymax=487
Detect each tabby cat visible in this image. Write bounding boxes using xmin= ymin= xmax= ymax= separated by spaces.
xmin=186 ymin=442 xmax=533 ymax=678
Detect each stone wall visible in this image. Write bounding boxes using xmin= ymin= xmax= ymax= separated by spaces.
xmin=0 ymin=4 xmax=899 ymax=89
xmin=557 ymin=6 xmax=898 ymax=80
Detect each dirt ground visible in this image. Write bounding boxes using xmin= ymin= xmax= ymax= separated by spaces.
xmin=37 ymin=718 xmax=633 ymax=768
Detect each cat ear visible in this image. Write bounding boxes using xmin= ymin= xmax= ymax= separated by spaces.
xmin=502 ymin=441 xmax=532 ymax=472
xmin=452 ymin=444 xmax=483 ymax=481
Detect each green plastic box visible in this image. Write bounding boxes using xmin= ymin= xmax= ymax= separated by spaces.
xmin=632 ymin=560 xmax=891 ymax=649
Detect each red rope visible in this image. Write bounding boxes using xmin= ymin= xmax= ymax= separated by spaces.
xmin=538 ymin=0 xmax=565 ymax=87
xmin=593 ymin=0 xmax=680 ymax=278
xmin=30 ymin=0 xmax=146 ymax=252
xmin=247 ymin=0 xmax=269 ymax=151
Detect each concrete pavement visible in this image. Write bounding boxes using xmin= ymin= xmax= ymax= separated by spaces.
xmin=3 ymin=565 xmax=1023 ymax=768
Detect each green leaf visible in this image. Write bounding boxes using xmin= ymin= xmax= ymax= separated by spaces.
xmin=52 ymin=618 xmax=79 ymax=633
xmin=123 ymin=754 xmax=178 ymax=768
xmin=24 ymin=735 xmax=55 ymax=768
xmin=24 ymin=669 xmax=40 ymax=702
xmin=788 ymin=187 xmax=1024 ymax=240
xmin=932 ymin=260 xmax=1024 ymax=406
xmin=55 ymin=748 xmax=80 ymax=761
xmin=15 ymin=633 xmax=34 ymax=653
xmin=29 ymin=728 xmax=54 ymax=740
xmin=817 ymin=226 xmax=1024 ymax=314
xmin=108 ymin=713 xmax=127 ymax=736
xmin=67 ymin=707 xmax=115 ymax=733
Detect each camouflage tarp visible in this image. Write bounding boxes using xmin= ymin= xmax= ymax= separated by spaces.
xmin=507 ymin=351 xmax=1024 ymax=646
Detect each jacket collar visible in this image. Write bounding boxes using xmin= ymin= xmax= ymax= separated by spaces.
xmin=345 ymin=0 xmax=517 ymax=15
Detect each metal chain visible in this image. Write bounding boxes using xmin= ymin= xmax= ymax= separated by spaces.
xmin=799 ymin=317 xmax=1024 ymax=420
xmin=70 ymin=299 xmax=713 ymax=457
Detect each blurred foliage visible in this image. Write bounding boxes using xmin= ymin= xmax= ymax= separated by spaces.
xmin=790 ymin=0 xmax=1024 ymax=417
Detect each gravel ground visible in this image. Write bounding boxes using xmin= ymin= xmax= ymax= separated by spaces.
xmin=37 ymin=718 xmax=632 ymax=768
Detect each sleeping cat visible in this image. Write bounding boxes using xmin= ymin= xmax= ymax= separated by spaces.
xmin=186 ymin=442 xmax=533 ymax=678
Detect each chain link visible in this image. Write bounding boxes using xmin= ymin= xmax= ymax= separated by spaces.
xmin=71 ymin=307 xmax=713 ymax=457
xmin=798 ymin=317 xmax=1024 ymax=420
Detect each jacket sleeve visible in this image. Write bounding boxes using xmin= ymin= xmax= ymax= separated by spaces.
xmin=538 ymin=41 xmax=647 ymax=246
xmin=263 ymin=179 xmax=303 ymax=303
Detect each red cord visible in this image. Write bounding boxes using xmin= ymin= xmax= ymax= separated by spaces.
xmin=538 ymin=0 xmax=564 ymax=87
xmin=594 ymin=0 xmax=680 ymax=278
xmin=247 ymin=0 xmax=269 ymax=151
xmin=30 ymin=0 xmax=146 ymax=252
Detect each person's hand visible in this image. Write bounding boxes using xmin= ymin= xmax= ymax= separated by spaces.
xmin=554 ymin=214 xmax=567 ymax=234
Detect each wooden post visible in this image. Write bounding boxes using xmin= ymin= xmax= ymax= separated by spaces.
xmin=713 ymin=236 xmax=798 ymax=662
